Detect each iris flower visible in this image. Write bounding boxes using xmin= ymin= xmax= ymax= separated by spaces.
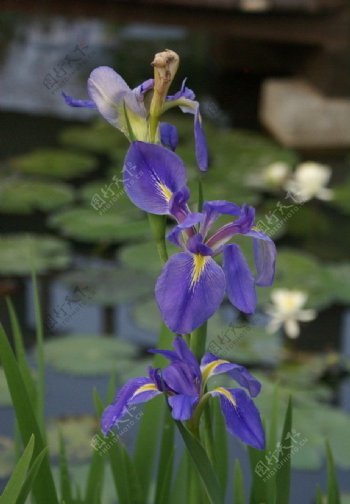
xmin=62 ymin=64 xmax=208 ymax=170
xmin=123 ymin=141 xmax=276 ymax=334
xmin=101 ymin=336 xmax=265 ymax=450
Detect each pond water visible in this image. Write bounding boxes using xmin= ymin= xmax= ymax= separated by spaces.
xmin=0 ymin=9 xmax=350 ymax=503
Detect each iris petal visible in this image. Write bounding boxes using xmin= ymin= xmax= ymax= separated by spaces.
xmin=160 ymin=122 xmax=179 ymax=151
xmin=201 ymin=354 xmax=261 ymax=397
xmin=223 ymin=244 xmax=257 ymax=314
xmin=101 ymin=376 xmax=160 ymax=435
xmin=211 ymin=387 xmax=265 ymax=449
xmin=62 ymin=92 xmax=96 ymax=109
xmin=168 ymin=394 xmax=199 ymax=421
xmin=246 ymin=230 xmax=276 ymax=287
xmin=123 ymin=141 xmax=187 ymax=214
xmin=155 ymin=251 xmax=225 ymax=333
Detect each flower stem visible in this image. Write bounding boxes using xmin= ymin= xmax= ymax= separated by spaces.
xmin=190 ymin=321 xmax=207 ymax=362
xmin=147 ymin=213 xmax=168 ymax=264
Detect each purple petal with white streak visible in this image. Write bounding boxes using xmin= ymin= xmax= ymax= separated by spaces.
xmin=123 ymin=141 xmax=187 ymax=214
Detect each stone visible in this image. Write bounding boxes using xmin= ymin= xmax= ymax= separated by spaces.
xmin=259 ymin=78 xmax=350 ymax=148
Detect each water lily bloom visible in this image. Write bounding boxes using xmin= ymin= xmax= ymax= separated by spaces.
xmin=248 ymin=162 xmax=290 ymax=190
xmin=101 ymin=336 xmax=265 ymax=450
xmin=284 ymin=161 xmax=333 ymax=202
xmin=63 ymin=51 xmax=208 ymax=170
xmin=266 ymin=289 xmax=317 ymax=338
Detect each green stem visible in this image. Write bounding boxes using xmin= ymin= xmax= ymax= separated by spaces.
xmin=190 ymin=321 xmax=207 ymax=361
xmin=147 ymin=213 xmax=168 ymax=264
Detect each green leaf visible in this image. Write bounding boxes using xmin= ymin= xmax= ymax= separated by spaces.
xmin=43 ymin=334 xmax=137 ymax=376
xmin=170 ymin=452 xmax=188 ymax=504
xmin=58 ymin=266 xmax=154 ymax=305
xmin=0 ymin=435 xmax=35 ymax=503
xmin=0 ymin=234 xmax=71 ymax=275
xmin=176 ymin=421 xmax=223 ymax=504
xmin=32 ymin=271 xmax=46 ymax=438
xmin=233 ymin=460 xmax=245 ymax=504
xmin=275 ymin=397 xmax=293 ymax=504
xmin=315 ymin=485 xmax=323 ymax=504
xmin=59 ymin=432 xmax=73 ymax=504
xmin=49 ymin=207 xmax=149 ymax=243
xmin=0 ymin=177 xmax=74 ymax=214
xmin=11 ymin=148 xmax=97 ymax=179
xmin=16 ymin=447 xmax=48 ymax=504
xmin=0 ymin=368 xmax=11 ymax=407
xmin=248 ymin=443 xmax=267 ymax=504
xmin=326 ymin=442 xmax=341 ymax=504
xmin=212 ymin=400 xmax=228 ymax=490
xmin=155 ymin=407 xmax=175 ymax=504
xmin=0 ymin=325 xmax=58 ymax=504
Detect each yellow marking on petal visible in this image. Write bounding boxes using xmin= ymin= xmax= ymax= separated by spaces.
xmin=190 ymin=254 xmax=209 ymax=289
xmin=157 ymin=182 xmax=173 ymax=202
xmin=133 ymin=383 xmax=158 ymax=396
xmin=214 ymin=387 xmax=236 ymax=406
xmin=201 ymin=359 xmax=228 ymax=384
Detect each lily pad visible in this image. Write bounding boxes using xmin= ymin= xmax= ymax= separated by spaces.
xmin=0 ymin=177 xmax=74 ymax=214
xmin=59 ymin=120 xmax=128 ymax=157
xmin=43 ymin=334 xmax=137 ymax=375
xmin=11 ymin=149 xmax=97 ymax=179
xmin=48 ymin=207 xmax=148 ymax=243
xmin=59 ymin=266 xmax=154 ymax=305
xmin=48 ymin=415 xmax=97 ymax=462
xmin=327 ymin=263 xmax=350 ymax=304
xmin=120 ymin=241 xmax=179 ymax=277
xmin=333 ymin=175 xmax=350 ymax=215
xmin=0 ymin=368 xmax=11 ymax=407
xmin=0 ymin=234 xmax=71 ymax=275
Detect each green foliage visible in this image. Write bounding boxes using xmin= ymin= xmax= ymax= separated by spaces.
xmin=11 ymin=148 xmax=97 ymax=179
xmin=0 ymin=177 xmax=74 ymax=214
xmin=0 ymin=234 xmax=71 ymax=275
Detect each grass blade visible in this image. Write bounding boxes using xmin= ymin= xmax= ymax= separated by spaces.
xmin=275 ymin=397 xmax=293 ymax=504
xmin=0 ymin=435 xmax=35 ymax=503
xmin=59 ymin=432 xmax=73 ymax=503
xmin=155 ymin=406 xmax=175 ymax=504
xmin=212 ymin=399 xmax=228 ymax=490
xmin=0 ymin=324 xmax=58 ymax=503
xmin=326 ymin=441 xmax=341 ymax=504
xmin=176 ymin=421 xmax=223 ymax=504
xmin=233 ymin=460 xmax=245 ymax=504
xmin=17 ymin=447 xmax=48 ymax=504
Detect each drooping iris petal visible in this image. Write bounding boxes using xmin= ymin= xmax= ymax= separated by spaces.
xmin=123 ymin=141 xmax=187 ymax=214
xmin=211 ymin=387 xmax=265 ymax=449
xmin=162 ymin=362 xmax=199 ymax=396
xmin=168 ymin=394 xmax=199 ymax=421
xmin=173 ymin=336 xmax=201 ymax=377
xmin=223 ymin=244 xmax=257 ymax=314
xmin=133 ymin=78 xmax=154 ymax=98
xmin=194 ymin=106 xmax=209 ymax=171
xmin=201 ymin=354 xmax=261 ymax=397
xmin=160 ymin=122 xmax=179 ymax=151
xmin=167 ymin=212 xmax=203 ymax=248
xmin=201 ymin=200 xmax=241 ymax=236
xmin=101 ymin=376 xmax=161 ymax=435
xmin=169 ymin=186 xmax=190 ymax=222
xmin=155 ymin=251 xmax=226 ymax=333
xmin=245 ymin=230 xmax=276 ymax=287
xmin=62 ymin=92 xmax=97 ymax=109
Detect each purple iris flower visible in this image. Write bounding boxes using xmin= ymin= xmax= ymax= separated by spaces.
xmin=123 ymin=142 xmax=276 ymax=334
xmin=62 ymin=67 xmax=207 ymax=170
xmin=101 ymin=336 xmax=265 ymax=450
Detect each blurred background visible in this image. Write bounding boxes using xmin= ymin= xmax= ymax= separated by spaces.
xmin=0 ymin=0 xmax=350 ymax=502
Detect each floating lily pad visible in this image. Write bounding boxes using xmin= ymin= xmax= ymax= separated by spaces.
xmin=0 ymin=437 xmax=15 ymax=478
xmin=0 ymin=177 xmax=74 ymax=214
xmin=59 ymin=266 xmax=154 ymax=305
xmin=43 ymin=334 xmax=137 ymax=375
xmin=327 ymin=263 xmax=350 ymax=304
xmin=0 ymin=234 xmax=71 ymax=275
xmin=48 ymin=207 xmax=148 ymax=243
xmin=0 ymin=368 xmax=11 ymax=407
xmin=59 ymin=120 xmax=128 ymax=157
xmin=120 ymin=241 xmax=178 ymax=277
xmin=11 ymin=149 xmax=97 ymax=179
xmin=48 ymin=415 xmax=97 ymax=462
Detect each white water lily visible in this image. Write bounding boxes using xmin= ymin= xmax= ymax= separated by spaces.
xmin=284 ymin=162 xmax=333 ymax=202
xmin=266 ymin=289 xmax=317 ymax=338
xmin=247 ymin=161 xmax=290 ymax=190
